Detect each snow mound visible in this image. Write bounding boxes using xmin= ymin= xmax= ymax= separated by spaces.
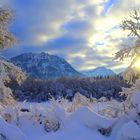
xmin=117 ymin=121 xmax=140 ymax=140
xmin=70 ymin=107 xmax=116 ymax=129
xmin=0 ymin=117 xmax=28 ymax=140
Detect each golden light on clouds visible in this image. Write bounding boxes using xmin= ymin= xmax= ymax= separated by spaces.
xmin=88 ymin=33 xmax=104 ymax=46
xmin=39 ymin=35 xmax=48 ymax=42
xmin=134 ymin=58 xmax=140 ymax=72
xmin=112 ymin=62 xmax=130 ymax=70
xmin=80 ymin=65 xmax=96 ymax=70
xmin=71 ymin=53 xmax=86 ymax=58
xmin=1 ymin=0 xmax=140 ymax=73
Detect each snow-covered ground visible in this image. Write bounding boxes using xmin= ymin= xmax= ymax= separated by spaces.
xmin=0 ymin=101 xmax=114 ymax=140
xmin=0 ymin=92 xmax=140 ymax=140
xmin=0 ymin=75 xmax=140 ymax=140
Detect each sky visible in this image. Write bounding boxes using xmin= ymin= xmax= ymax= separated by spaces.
xmin=1 ymin=0 xmax=140 ymax=73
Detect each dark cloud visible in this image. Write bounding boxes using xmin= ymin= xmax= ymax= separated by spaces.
xmin=3 ymin=0 xmax=76 ymax=45
xmin=62 ymin=19 xmax=92 ymax=33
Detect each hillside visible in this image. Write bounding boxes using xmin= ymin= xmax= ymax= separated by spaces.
xmin=11 ymin=52 xmax=82 ymax=79
xmin=82 ymin=67 xmax=116 ymax=77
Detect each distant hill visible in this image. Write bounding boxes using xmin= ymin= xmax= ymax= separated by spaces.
xmin=82 ymin=67 xmax=116 ymax=77
xmin=11 ymin=52 xmax=82 ymax=79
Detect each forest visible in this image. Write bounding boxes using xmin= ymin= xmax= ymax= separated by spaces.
xmin=7 ymin=76 xmax=130 ymax=102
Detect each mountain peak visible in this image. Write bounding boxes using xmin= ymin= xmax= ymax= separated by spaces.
xmin=10 ymin=52 xmax=82 ymax=79
xmin=82 ymin=66 xmax=116 ymax=77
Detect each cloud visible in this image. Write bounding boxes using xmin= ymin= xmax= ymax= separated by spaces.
xmin=2 ymin=0 xmax=78 ymax=46
xmin=62 ymin=19 xmax=93 ymax=35
xmin=1 ymin=0 xmax=140 ymax=73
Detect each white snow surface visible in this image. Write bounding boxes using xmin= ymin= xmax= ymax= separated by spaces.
xmin=0 ymin=87 xmax=140 ymax=140
xmin=0 ymin=102 xmax=108 ymax=140
xmin=0 ymin=100 xmax=139 ymax=140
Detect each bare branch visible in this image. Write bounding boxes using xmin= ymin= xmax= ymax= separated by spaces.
xmin=115 ymin=9 xmax=140 ymax=68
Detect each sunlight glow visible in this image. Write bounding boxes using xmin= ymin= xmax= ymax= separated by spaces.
xmin=39 ymin=35 xmax=48 ymax=42
xmin=134 ymin=58 xmax=140 ymax=71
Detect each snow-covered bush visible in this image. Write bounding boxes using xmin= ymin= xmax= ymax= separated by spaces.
xmin=0 ymin=60 xmax=25 ymax=84
xmin=108 ymin=78 xmax=140 ymax=140
xmin=44 ymin=119 xmax=60 ymax=132
xmin=42 ymin=106 xmax=64 ymax=132
xmin=71 ymin=92 xmax=93 ymax=111
xmin=0 ymin=79 xmax=15 ymax=106
xmin=120 ymin=78 xmax=140 ymax=115
xmin=97 ymin=100 xmax=123 ymax=118
xmin=0 ymin=59 xmax=25 ymax=105
xmin=49 ymin=92 xmax=94 ymax=113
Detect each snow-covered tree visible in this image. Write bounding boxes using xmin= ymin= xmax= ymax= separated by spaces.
xmin=0 ymin=7 xmax=15 ymax=49
xmin=0 ymin=7 xmax=25 ymax=106
xmin=115 ymin=10 xmax=140 ymax=68
xmin=111 ymin=10 xmax=140 ymax=139
xmin=0 ymin=79 xmax=16 ymax=106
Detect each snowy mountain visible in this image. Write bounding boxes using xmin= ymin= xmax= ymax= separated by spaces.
xmin=82 ymin=67 xmax=116 ymax=77
xmin=10 ymin=52 xmax=82 ymax=79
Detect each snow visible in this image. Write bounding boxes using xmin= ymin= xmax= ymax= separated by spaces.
xmin=0 ymin=102 xmax=109 ymax=140
xmin=10 ymin=52 xmax=81 ymax=79
xmin=0 ymin=117 xmax=28 ymax=140
xmin=120 ymin=121 xmax=140 ymax=140
xmin=132 ymin=91 xmax=140 ymax=106
xmin=0 ymin=98 xmax=140 ymax=140
xmin=82 ymin=67 xmax=116 ymax=77
xmin=0 ymin=77 xmax=140 ymax=140
xmin=0 ymin=60 xmax=25 ymax=83
xmin=69 ymin=107 xmax=116 ymax=129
